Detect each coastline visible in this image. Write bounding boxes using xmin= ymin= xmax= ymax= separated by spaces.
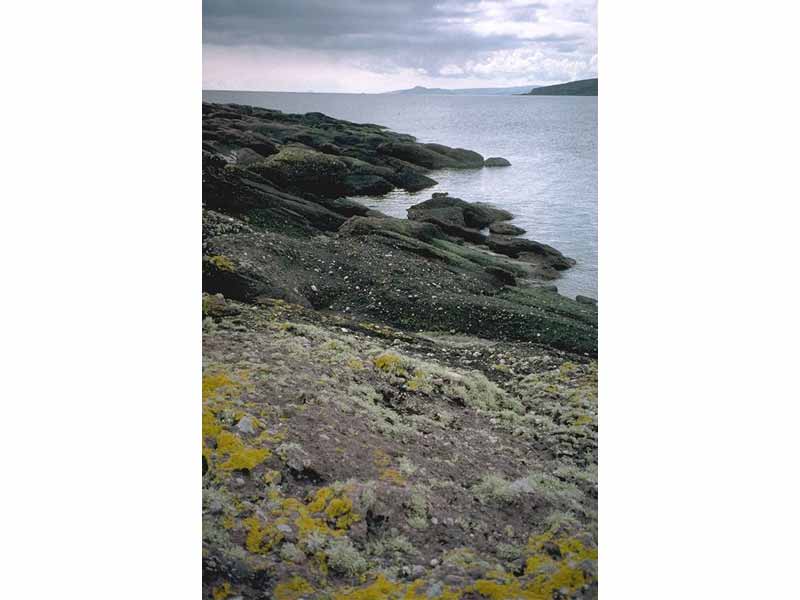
xmin=202 ymin=102 xmax=598 ymax=599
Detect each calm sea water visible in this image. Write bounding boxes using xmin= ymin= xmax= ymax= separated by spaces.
xmin=203 ymin=91 xmax=597 ymax=299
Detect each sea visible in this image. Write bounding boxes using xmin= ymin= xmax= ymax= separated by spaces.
xmin=203 ymin=90 xmax=597 ymax=299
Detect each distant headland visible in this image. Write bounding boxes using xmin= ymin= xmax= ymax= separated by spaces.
xmin=522 ymin=78 xmax=598 ymax=96
xmin=384 ymin=84 xmax=538 ymax=96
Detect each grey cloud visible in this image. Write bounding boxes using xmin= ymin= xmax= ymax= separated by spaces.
xmin=203 ymin=0 xmax=596 ymax=87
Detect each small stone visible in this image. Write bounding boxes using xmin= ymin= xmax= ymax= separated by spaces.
xmin=426 ymin=582 xmax=443 ymax=598
xmin=236 ymin=416 xmax=256 ymax=435
xmin=430 ymin=558 xmax=439 ymax=567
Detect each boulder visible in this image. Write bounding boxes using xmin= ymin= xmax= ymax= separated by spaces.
xmin=576 ymin=295 xmax=598 ymax=306
xmin=387 ymin=168 xmax=438 ymax=192
xmin=338 ymin=216 xmax=441 ymax=243
xmin=247 ymin=147 xmax=350 ymax=196
xmin=342 ymin=172 xmax=395 ymax=196
xmin=423 ymin=143 xmax=485 ymax=168
xmin=485 ymin=266 xmax=517 ymax=287
xmin=484 ymin=157 xmax=511 ymax=167
xmin=408 ymin=195 xmax=513 ymax=236
xmin=378 ymin=142 xmax=484 ymax=170
xmin=489 ymin=222 xmax=526 ymax=236
xmin=408 ymin=195 xmax=469 ymax=226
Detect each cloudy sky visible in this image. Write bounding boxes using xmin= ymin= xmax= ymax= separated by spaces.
xmin=203 ymin=0 xmax=597 ymax=92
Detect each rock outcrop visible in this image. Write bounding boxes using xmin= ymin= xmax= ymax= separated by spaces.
xmin=202 ymin=101 xmax=597 ymax=600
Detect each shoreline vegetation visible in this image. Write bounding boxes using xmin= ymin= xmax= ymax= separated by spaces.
xmin=202 ymin=102 xmax=597 ymax=599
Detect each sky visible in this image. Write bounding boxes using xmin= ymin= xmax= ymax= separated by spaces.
xmin=202 ymin=0 xmax=597 ymax=93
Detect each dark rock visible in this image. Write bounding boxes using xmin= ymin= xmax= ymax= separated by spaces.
xmin=576 ymin=295 xmax=598 ymax=306
xmin=489 ymin=222 xmax=526 ymax=236
xmin=484 ymin=157 xmax=511 ymax=167
xmin=202 ymin=253 xmax=310 ymax=307
xmin=342 ymin=172 xmax=395 ymax=196
xmin=484 ymin=266 xmax=517 ymax=287
xmin=317 ymin=142 xmax=342 ymax=155
xmin=408 ymin=195 xmax=512 ymax=230
xmin=385 ymin=167 xmax=437 ymax=192
xmin=316 ymin=197 xmax=373 ymax=218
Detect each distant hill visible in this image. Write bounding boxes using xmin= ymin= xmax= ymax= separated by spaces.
xmin=385 ymin=85 xmax=539 ymax=96
xmin=523 ymin=78 xmax=597 ymax=96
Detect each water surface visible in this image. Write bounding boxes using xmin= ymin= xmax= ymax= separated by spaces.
xmin=203 ymin=90 xmax=597 ymax=299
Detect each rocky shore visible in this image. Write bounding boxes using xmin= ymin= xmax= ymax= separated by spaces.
xmin=202 ymin=102 xmax=597 ymax=599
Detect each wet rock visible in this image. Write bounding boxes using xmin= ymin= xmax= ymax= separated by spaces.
xmin=576 ymin=295 xmax=598 ymax=306
xmin=484 ymin=156 xmax=511 ymax=167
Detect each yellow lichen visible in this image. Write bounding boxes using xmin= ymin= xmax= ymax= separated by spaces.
xmin=215 ymin=430 xmax=271 ymax=471
xmin=307 ymin=487 xmax=334 ymax=512
xmin=471 ymin=578 xmax=542 ymax=600
xmin=212 ymin=582 xmax=231 ymax=600
xmin=333 ymin=575 xmax=401 ymax=600
xmin=202 ymin=407 xmax=222 ymax=439
xmin=373 ymin=449 xmax=391 ymax=468
xmin=243 ymin=516 xmax=283 ymax=554
xmin=380 ymin=468 xmax=407 ymax=486
xmin=274 ymin=576 xmax=314 ymax=600
xmin=263 ymin=469 xmax=282 ymax=485
xmin=325 ymin=496 xmax=359 ymax=529
xmin=522 ymin=532 xmax=597 ymax=597
xmin=373 ymin=352 xmax=405 ymax=374
xmin=209 ymin=255 xmax=236 ymax=271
